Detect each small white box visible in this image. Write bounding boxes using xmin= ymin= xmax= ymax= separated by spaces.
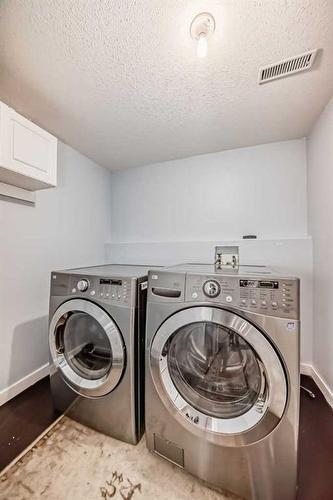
xmin=215 ymin=246 xmax=239 ymax=272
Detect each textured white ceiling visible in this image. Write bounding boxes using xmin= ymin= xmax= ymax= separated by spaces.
xmin=0 ymin=0 xmax=333 ymax=170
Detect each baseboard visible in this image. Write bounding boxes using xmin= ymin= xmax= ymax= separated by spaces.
xmin=301 ymin=362 xmax=333 ymax=408
xmin=0 ymin=363 xmax=50 ymax=406
xmin=311 ymin=366 xmax=333 ymax=409
xmin=300 ymin=362 xmax=313 ymax=376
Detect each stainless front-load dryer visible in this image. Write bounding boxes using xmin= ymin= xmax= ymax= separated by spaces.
xmin=145 ymin=264 xmax=300 ymax=499
xmin=49 ymin=264 xmax=152 ymax=445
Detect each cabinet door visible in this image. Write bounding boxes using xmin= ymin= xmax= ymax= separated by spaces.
xmin=0 ymin=102 xmax=57 ymax=190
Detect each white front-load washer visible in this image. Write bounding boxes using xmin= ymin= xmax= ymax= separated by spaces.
xmin=49 ymin=264 xmax=153 ymax=444
xmin=145 ymin=264 xmax=300 ymax=499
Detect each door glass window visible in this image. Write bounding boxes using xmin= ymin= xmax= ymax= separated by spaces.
xmin=57 ymin=312 xmax=112 ymax=380
xmin=166 ymin=321 xmax=263 ymax=418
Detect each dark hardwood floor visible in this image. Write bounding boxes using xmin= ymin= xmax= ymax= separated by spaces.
xmin=0 ymin=375 xmax=332 ymax=499
xmin=298 ymin=375 xmax=333 ymax=500
xmin=0 ymin=377 xmax=60 ymax=470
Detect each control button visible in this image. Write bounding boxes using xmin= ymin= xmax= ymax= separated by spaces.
xmin=77 ymin=279 xmax=89 ymax=292
xmin=261 ymin=300 xmax=267 ymax=306
xmin=226 ymin=295 xmax=233 ymax=303
xmin=251 ymin=299 xmax=257 ymax=306
xmin=111 ymin=294 xmax=115 ymax=299
xmin=271 ymin=301 xmax=278 ymax=308
xmin=241 ymin=299 xmax=247 ymax=305
xmin=203 ymin=280 xmax=221 ymax=298
xmin=71 ymin=288 xmax=76 ymax=293
xmin=106 ymin=293 xmax=109 ymax=297
xmin=192 ymin=292 xmax=198 ymax=299
xmin=118 ymin=295 xmax=121 ymax=299
xmin=90 ymin=290 xmax=96 ymax=296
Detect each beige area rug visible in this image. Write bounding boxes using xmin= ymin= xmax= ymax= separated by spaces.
xmin=0 ymin=416 xmax=240 ymax=500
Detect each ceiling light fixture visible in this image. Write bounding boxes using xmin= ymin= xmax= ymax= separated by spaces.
xmin=190 ymin=12 xmax=215 ymax=59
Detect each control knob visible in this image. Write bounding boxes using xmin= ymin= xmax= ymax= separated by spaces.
xmin=203 ymin=280 xmax=221 ymax=298
xmin=77 ymin=279 xmax=89 ymax=292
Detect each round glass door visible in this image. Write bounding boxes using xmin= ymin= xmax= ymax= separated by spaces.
xmin=167 ymin=322 xmax=262 ymax=419
xmin=150 ymin=307 xmax=288 ymax=445
xmin=61 ymin=312 xmax=112 ymax=380
xmin=49 ymin=299 xmax=125 ymax=397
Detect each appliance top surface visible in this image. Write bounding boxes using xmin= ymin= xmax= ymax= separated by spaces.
xmin=57 ymin=264 xmax=158 ymax=278
xmin=164 ymin=263 xmax=299 ymax=280
xmin=166 ymin=263 xmax=274 ymax=276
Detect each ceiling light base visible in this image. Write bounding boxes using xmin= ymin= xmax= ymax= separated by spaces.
xmin=190 ymin=12 xmax=215 ymax=40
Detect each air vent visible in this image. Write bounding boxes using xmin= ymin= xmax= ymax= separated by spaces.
xmin=258 ymin=49 xmax=317 ymax=84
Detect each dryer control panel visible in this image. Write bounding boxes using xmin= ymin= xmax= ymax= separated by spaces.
xmin=186 ymin=274 xmax=300 ymax=320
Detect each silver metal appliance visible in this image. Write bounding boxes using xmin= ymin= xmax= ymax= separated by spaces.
xmin=49 ymin=264 xmax=152 ymax=445
xmin=145 ymin=264 xmax=300 ymax=499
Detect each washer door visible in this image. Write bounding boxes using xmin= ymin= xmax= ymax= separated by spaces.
xmin=49 ymin=299 xmax=125 ymax=397
xmin=150 ymin=307 xmax=288 ymax=446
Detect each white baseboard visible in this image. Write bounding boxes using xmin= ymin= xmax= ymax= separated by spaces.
xmin=301 ymin=362 xmax=333 ymax=408
xmin=311 ymin=366 xmax=333 ymax=409
xmin=300 ymin=362 xmax=313 ymax=376
xmin=0 ymin=363 xmax=50 ymax=406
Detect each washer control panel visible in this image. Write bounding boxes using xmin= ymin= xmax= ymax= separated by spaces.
xmin=51 ymin=273 xmax=134 ymax=306
xmin=186 ymin=274 xmax=299 ymax=319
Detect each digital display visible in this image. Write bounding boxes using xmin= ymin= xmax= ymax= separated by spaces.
xmin=100 ymin=279 xmax=122 ymax=286
xmin=259 ymin=281 xmax=278 ymax=288
xmin=240 ymin=280 xmax=279 ymax=289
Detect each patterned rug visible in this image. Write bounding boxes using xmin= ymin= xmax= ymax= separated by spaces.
xmin=0 ymin=417 xmax=239 ymax=500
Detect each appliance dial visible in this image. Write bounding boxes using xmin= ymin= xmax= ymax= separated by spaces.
xmin=77 ymin=279 xmax=89 ymax=292
xmin=203 ymin=280 xmax=221 ymax=298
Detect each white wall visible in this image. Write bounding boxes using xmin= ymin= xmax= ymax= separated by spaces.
xmin=108 ymin=139 xmax=313 ymax=364
xmin=110 ymin=139 xmax=307 ymax=242
xmin=307 ymin=96 xmax=333 ymax=400
xmin=0 ymin=142 xmax=112 ymax=402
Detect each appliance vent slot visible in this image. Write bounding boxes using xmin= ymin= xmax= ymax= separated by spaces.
xmin=258 ymin=49 xmax=317 ymax=84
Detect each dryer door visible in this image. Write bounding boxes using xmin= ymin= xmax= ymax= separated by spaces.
xmin=150 ymin=307 xmax=288 ymax=446
xmin=49 ymin=299 xmax=125 ymax=397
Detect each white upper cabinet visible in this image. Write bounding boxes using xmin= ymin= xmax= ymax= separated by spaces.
xmin=0 ymin=101 xmax=57 ymax=191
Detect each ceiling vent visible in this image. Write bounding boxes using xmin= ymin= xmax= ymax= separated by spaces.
xmin=258 ymin=49 xmax=318 ymax=84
